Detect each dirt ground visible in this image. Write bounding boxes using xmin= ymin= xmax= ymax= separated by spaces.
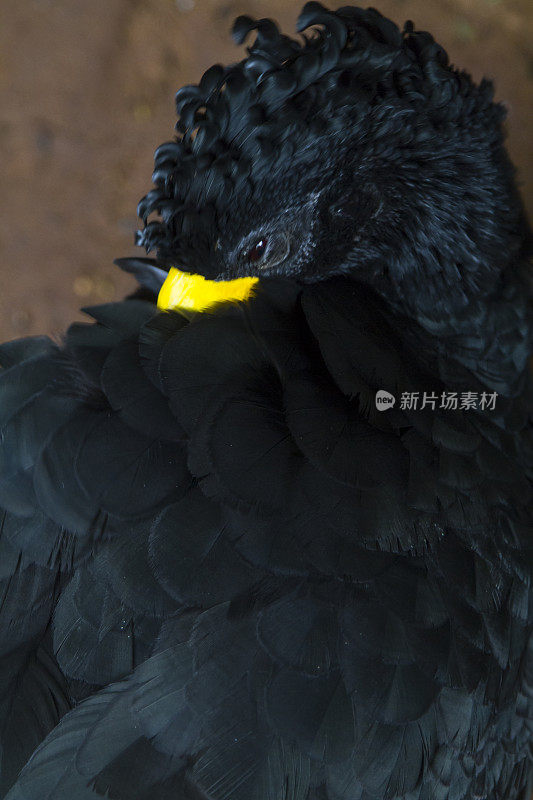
xmin=0 ymin=0 xmax=532 ymax=342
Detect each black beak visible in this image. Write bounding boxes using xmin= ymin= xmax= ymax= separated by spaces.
xmin=114 ymin=258 xmax=169 ymax=294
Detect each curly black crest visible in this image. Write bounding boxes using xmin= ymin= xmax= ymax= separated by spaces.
xmin=136 ymin=2 xmax=502 ymax=267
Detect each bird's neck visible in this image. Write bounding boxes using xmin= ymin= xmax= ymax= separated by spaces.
xmin=389 ymin=269 xmax=533 ymax=398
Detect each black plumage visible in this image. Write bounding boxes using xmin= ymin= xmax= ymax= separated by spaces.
xmin=1 ymin=3 xmax=533 ymax=799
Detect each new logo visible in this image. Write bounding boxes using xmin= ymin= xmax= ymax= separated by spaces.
xmin=375 ymin=390 xmax=396 ymax=410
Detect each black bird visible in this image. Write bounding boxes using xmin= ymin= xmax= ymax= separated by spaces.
xmin=1 ymin=4 xmax=532 ymax=799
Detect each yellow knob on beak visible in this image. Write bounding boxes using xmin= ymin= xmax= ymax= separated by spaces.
xmin=157 ymin=267 xmax=259 ymax=313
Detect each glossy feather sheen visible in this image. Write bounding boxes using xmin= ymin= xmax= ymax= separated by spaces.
xmin=0 ymin=274 xmax=531 ymax=800
xmin=0 ymin=2 xmax=533 ymax=800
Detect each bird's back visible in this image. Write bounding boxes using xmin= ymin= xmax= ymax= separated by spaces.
xmin=0 ymin=276 xmax=532 ymax=800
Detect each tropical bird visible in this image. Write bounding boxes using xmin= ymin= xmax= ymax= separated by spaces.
xmin=1 ymin=3 xmax=532 ymax=799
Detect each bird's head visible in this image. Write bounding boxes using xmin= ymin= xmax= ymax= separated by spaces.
xmin=135 ymin=2 xmax=529 ymax=322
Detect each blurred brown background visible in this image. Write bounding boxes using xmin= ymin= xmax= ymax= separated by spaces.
xmin=0 ymin=0 xmax=532 ymax=342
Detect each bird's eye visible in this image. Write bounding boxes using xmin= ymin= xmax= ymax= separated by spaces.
xmin=239 ymin=231 xmax=291 ymax=272
xmin=246 ymin=238 xmax=268 ymax=263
